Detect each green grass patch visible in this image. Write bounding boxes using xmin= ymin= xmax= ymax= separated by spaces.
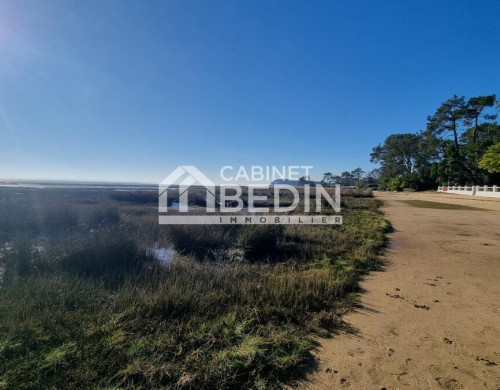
xmin=400 ymin=199 xmax=484 ymax=210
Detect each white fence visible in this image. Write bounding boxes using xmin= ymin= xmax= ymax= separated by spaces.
xmin=438 ymin=185 xmax=500 ymax=198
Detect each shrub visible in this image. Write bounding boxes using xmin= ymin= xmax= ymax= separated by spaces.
xmin=57 ymin=232 xmax=154 ymax=281
xmin=237 ymin=225 xmax=284 ymax=261
xmin=167 ymin=225 xmax=241 ymax=260
xmin=388 ymin=177 xmax=404 ymax=191
xmin=167 ymin=224 xmax=285 ymax=262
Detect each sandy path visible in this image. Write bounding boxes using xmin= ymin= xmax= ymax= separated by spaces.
xmin=301 ymin=192 xmax=500 ymax=390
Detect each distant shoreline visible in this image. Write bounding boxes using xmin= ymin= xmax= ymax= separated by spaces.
xmin=0 ymin=179 xmax=158 ymax=190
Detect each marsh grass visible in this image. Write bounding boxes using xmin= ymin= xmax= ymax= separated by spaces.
xmin=0 ymin=187 xmax=387 ymax=389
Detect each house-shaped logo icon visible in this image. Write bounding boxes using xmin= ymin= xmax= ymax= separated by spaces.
xmin=159 ymin=166 xmax=216 ymax=213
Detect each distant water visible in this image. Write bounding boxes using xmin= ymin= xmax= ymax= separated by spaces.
xmin=0 ymin=181 xmax=157 ymax=191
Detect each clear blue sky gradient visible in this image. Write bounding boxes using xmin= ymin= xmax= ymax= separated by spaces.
xmin=1 ymin=0 xmax=499 ymax=183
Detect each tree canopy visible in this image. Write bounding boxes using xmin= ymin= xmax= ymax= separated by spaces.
xmin=371 ymin=94 xmax=499 ymax=190
xmin=479 ymin=142 xmax=500 ymax=173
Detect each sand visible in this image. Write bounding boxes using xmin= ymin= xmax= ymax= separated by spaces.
xmin=300 ymin=191 xmax=500 ymax=390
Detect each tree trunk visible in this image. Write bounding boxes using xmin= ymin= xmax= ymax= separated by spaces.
xmin=452 ymin=119 xmax=460 ymax=156
xmin=473 ymin=115 xmax=478 ymax=143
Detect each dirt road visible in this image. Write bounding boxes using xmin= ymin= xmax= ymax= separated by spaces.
xmin=302 ymin=192 xmax=500 ymax=390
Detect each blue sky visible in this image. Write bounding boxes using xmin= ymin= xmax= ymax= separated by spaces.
xmin=1 ymin=0 xmax=499 ymax=183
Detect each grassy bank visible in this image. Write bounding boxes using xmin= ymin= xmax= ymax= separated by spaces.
xmin=0 ymin=188 xmax=388 ymax=389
